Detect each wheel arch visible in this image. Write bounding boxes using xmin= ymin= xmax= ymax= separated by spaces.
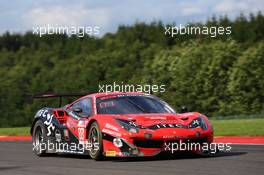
xmin=86 ymin=119 xmax=98 ymax=138
xmin=30 ymin=117 xmax=41 ymax=135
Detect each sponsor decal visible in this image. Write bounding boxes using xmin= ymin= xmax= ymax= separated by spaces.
xmin=37 ymin=109 xmax=48 ymax=117
xmin=105 ymin=123 xmax=119 ymax=132
xmin=148 ymin=116 xmax=167 ymax=120
xmin=100 ymin=101 xmax=115 ymax=108
xmin=118 ymin=152 xmax=130 ymax=156
xmin=152 ymin=120 xmax=182 ymax=124
xmin=148 ymin=123 xmax=187 ymax=130
xmin=38 ymin=109 xmax=55 ymax=136
xmin=162 ymin=135 xmax=187 ymax=139
xmin=105 ymin=150 xmax=116 ymax=157
xmin=44 ymin=114 xmax=55 ymax=136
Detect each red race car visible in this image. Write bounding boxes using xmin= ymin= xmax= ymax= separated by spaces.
xmin=31 ymin=92 xmax=214 ymax=160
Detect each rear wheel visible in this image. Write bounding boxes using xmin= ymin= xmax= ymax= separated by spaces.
xmin=88 ymin=122 xmax=104 ymax=160
xmin=32 ymin=120 xmax=47 ymax=156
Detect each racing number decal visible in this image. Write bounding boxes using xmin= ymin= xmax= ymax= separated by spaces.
xmin=78 ymin=128 xmax=85 ymax=140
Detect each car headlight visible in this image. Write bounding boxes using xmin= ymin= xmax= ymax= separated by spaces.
xmin=115 ymin=118 xmax=139 ymax=133
xmin=189 ymin=116 xmax=208 ymax=130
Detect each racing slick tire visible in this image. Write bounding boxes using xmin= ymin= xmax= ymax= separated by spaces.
xmin=32 ymin=120 xmax=48 ymax=156
xmin=88 ymin=121 xmax=104 ymax=160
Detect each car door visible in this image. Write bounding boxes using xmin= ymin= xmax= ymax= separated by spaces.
xmin=67 ymin=98 xmax=93 ymax=139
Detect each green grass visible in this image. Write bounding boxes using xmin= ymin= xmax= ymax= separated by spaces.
xmin=211 ymin=119 xmax=264 ymax=136
xmin=0 ymin=119 xmax=264 ymax=136
xmin=0 ymin=127 xmax=30 ymax=136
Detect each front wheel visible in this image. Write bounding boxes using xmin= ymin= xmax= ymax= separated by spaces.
xmin=88 ymin=121 xmax=104 ymax=160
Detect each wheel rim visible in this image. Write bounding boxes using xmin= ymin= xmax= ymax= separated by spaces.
xmin=89 ymin=126 xmax=99 ymax=155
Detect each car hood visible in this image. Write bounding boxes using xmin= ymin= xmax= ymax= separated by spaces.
xmin=107 ymin=112 xmax=202 ymax=127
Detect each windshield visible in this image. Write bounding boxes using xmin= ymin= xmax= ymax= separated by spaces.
xmin=96 ymin=94 xmax=176 ymax=114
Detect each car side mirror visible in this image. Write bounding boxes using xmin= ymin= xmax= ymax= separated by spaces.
xmin=181 ymin=106 xmax=188 ymax=113
xmin=73 ymin=108 xmax=82 ymax=113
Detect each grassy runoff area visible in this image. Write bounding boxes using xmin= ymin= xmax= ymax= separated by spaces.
xmin=0 ymin=127 xmax=30 ymax=136
xmin=0 ymin=119 xmax=264 ymax=136
xmin=211 ymin=118 xmax=264 ymax=136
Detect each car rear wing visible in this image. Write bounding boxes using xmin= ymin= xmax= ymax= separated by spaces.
xmin=33 ymin=93 xmax=88 ymax=106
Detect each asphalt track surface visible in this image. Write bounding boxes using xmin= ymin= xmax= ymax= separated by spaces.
xmin=0 ymin=141 xmax=263 ymax=175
